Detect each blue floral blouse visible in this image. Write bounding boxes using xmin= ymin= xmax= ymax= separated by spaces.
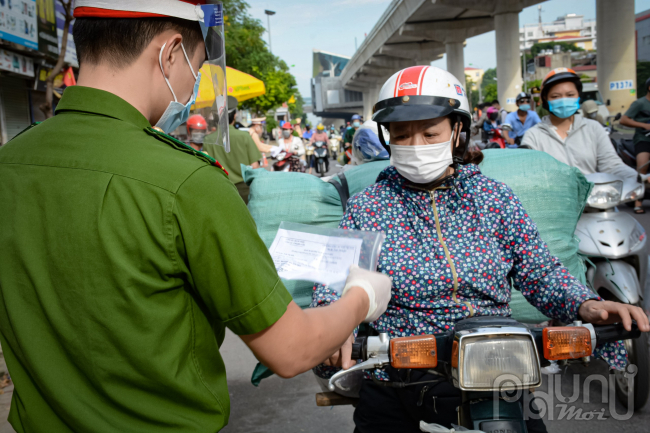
xmin=312 ymin=164 xmax=627 ymax=378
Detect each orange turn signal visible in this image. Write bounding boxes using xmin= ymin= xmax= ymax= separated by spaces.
xmin=451 ymin=340 xmax=459 ymax=368
xmin=543 ymin=326 xmax=593 ymax=361
xmin=390 ymin=336 xmax=437 ymax=369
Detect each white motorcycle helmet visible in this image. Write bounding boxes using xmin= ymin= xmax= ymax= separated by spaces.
xmin=372 ymin=66 xmax=472 ymax=167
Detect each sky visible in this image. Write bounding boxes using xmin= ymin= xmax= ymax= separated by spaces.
xmin=245 ymin=0 xmax=650 ymax=99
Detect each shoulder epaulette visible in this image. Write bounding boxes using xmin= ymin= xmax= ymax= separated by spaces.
xmin=7 ymin=122 xmax=42 ymax=143
xmin=145 ymin=127 xmax=228 ymax=176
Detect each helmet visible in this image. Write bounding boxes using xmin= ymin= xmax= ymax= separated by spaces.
xmin=581 ymin=99 xmax=598 ymax=115
xmin=515 ymin=92 xmax=531 ymax=104
xmin=372 ymin=65 xmax=471 ymax=164
xmin=541 ymin=68 xmax=583 ymax=110
xmin=645 ymin=76 xmax=650 ymax=92
xmin=486 ymin=106 xmax=499 ymax=121
xmin=187 ymin=114 xmax=207 ymax=134
xmin=282 ymin=122 xmax=293 ymax=130
xmin=317 ymin=123 xmax=325 ymax=131
xmin=74 ymin=0 xmax=208 ymax=20
xmin=351 ymin=114 xmax=362 ymax=121
xmin=351 ymin=120 xmax=389 ymax=164
xmin=187 ymin=114 xmax=207 ymax=144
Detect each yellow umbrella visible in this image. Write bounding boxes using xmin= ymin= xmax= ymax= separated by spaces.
xmin=226 ymin=67 xmax=266 ymax=102
xmin=193 ymin=65 xmax=266 ymax=109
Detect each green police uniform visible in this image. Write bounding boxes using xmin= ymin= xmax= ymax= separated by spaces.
xmin=205 ymin=125 xmax=262 ymax=204
xmin=0 ymin=86 xmax=292 ymax=432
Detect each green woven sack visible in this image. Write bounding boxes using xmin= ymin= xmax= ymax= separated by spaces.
xmin=244 ymin=152 xmax=590 ymax=383
xmin=243 ymin=161 xmax=390 ymax=308
xmin=479 ymin=149 xmax=592 ymax=323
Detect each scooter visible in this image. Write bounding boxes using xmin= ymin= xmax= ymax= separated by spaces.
xmin=313 ymin=141 xmax=329 ymax=177
xmin=318 ymin=318 xmax=642 ymax=430
xmin=272 ymin=150 xmax=304 ymax=172
xmin=484 ymin=126 xmax=506 ymax=149
xmin=574 ymin=172 xmax=650 ymax=410
xmin=329 ymin=136 xmax=341 ymax=160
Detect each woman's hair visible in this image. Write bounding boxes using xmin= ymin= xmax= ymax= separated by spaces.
xmin=455 ymin=117 xmax=483 ymax=166
xmin=463 ymin=148 xmax=484 ymax=165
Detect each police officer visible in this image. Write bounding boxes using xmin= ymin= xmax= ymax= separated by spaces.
xmin=0 ymin=2 xmax=391 ymax=432
xmin=208 ymin=95 xmax=262 ymax=204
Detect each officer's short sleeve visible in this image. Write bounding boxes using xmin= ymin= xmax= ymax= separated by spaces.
xmin=173 ymin=166 xmax=292 ymax=335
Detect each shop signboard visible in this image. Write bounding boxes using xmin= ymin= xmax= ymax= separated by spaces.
xmin=0 ymin=0 xmax=38 ymax=49
xmin=0 ymin=49 xmax=35 ymax=77
xmin=37 ymin=0 xmax=58 ymax=57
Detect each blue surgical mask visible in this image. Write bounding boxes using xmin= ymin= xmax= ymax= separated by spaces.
xmin=155 ymin=42 xmax=201 ymax=134
xmin=518 ymin=104 xmax=531 ymax=112
xmin=548 ymin=97 xmax=580 ymax=119
xmin=353 ymin=121 xmax=361 ymax=128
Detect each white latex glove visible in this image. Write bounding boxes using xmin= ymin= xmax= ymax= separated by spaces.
xmin=341 ymin=265 xmax=392 ymax=323
xmin=639 ymin=173 xmax=649 ymax=183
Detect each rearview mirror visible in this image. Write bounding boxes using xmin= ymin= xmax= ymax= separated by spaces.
xmin=607 ymin=99 xmax=611 ymax=106
xmin=615 ymin=113 xmax=622 ymax=121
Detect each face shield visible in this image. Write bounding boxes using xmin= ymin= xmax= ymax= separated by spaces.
xmin=194 ymin=1 xmax=230 ymax=152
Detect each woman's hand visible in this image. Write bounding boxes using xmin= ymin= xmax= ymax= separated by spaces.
xmin=323 ymin=333 xmax=355 ymax=369
xmin=578 ymin=300 xmax=650 ymax=332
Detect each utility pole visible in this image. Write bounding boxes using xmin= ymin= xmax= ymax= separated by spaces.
xmin=355 ymin=37 xmax=358 ymax=51
xmin=264 ymin=10 xmax=276 ymax=54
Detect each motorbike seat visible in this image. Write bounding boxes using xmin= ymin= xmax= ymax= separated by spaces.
xmin=622 ymin=139 xmax=635 ymax=155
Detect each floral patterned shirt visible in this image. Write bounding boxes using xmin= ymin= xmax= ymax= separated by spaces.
xmin=312 ymin=164 xmax=627 ymax=378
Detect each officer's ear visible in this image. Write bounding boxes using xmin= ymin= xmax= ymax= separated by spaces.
xmin=158 ymin=33 xmax=184 ymax=80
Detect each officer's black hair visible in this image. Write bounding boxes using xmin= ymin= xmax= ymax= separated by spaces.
xmin=228 ymin=110 xmax=236 ymax=125
xmin=73 ymin=18 xmax=204 ymax=68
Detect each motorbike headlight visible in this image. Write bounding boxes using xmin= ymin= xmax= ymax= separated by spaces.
xmin=454 ymin=333 xmax=541 ymax=391
xmin=623 ymin=184 xmax=645 ymax=203
xmin=587 ymin=181 xmax=623 ymax=209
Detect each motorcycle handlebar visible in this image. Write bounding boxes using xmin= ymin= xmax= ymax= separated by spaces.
xmin=594 ymin=322 xmax=641 ymax=344
xmin=352 ymin=323 xmax=641 ymax=363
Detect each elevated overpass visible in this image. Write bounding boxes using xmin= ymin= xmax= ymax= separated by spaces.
xmin=312 ymin=0 xmax=637 ymax=119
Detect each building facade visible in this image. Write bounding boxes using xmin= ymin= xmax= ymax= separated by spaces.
xmin=520 ymin=14 xmax=597 ymax=51
xmin=0 ymin=0 xmax=77 ymax=145
xmin=636 ymin=9 xmax=650 ymax=62
xmin=464 ymin=67 xmax=484 ymax=90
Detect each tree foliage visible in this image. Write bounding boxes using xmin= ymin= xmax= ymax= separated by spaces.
xmin=482 ymin=83 xmax=498 ymax=104
xmin=465 ymin=76 xmax=479 ymax=109
xmin=480 ymin=68 xmax=497 ymax=94
xmin=530 ymin=41 xmax=585 ymax=57
xmin=222 ymin=0 xmax=301 ymax=115
xmin=637 ymin=61 xmax=650 ymax=97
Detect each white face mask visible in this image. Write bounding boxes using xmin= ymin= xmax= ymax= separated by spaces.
xmin=389 ymin=133 xmax=453 ymax=184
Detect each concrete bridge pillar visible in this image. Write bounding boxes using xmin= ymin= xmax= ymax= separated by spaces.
xmin=445 ymin=41 xmax=466 ymax=88
xmin=362 ymin=84 xmax=382 ymax=122
xmin=597 ymin=0 xmax=637 ymax=113
xmin=494 ymin=11 xmax=523 ymax=112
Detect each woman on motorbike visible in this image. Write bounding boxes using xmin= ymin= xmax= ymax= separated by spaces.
xmin=311 ymin=66 xmax=649 ymax=433
xmin=521 ymin=68 xmax=639 ymax=183
xmin=482 ymin=106 xmax=501 ymax=134
xmin=277 ymin=122 xmax=305 ymax=161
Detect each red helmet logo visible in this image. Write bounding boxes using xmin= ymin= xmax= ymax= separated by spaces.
xmin=454 ymin=85 xmax=464 ymax=96
xmin=398 ymin=82 xmax=418 ymax=91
